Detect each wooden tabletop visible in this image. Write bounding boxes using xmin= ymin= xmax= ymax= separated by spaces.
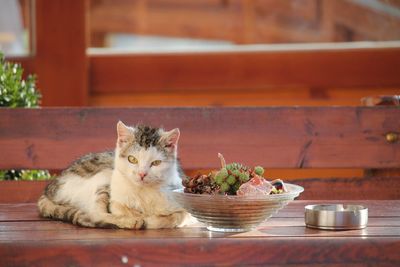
xmin=1 ymin=200 xmax=399 ymax=266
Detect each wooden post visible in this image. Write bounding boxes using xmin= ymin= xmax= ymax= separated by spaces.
xmin=34 ymin=0 xmax=88 ymax=106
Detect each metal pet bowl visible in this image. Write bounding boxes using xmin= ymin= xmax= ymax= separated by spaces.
xmin=172 ymin=183 xmax=304 ymax=232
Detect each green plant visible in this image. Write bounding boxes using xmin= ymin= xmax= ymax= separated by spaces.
xmin=0 ymin=52 xmax=51 ymax=180
xmin=0 ymin=170 xmax=51 ymax=181
xmin=0 ymin=52 xmax=41 ymax=107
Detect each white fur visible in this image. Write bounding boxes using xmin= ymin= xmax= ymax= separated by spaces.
xmin=54 ymin=168 xmax=113 ymax=214
xmin=111 ymin=144 xmax=182 ymax=216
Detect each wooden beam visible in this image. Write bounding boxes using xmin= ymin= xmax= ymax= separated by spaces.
xmin=0 ymin=107 xmax=399 ymax=170
xmin=0 ymin=233 xmax=399 ymax=266
xmin=89 ymin=88 xmax=400 ymax=107
xmin=33 ymin=0 xmax=88 ymax=106
xmin=90 ymin=47 xmax=400 ymax=93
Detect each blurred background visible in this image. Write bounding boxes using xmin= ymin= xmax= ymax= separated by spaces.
xmin=1 ymin=0 xmax=399 ymax=108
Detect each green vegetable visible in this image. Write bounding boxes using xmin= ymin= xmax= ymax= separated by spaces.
xmin=254 ymin=166 xmax=264 ymax=176
xmin=231 ymin=169 xmax=241 ymax=177
xmin=239 ymin=172 xmax=250 ymax=182
xmin=219 ymin=182 xmax=230 ymax=193
xmin=226 ymin=175 xmax=236 ymax=185
xmin=215 ymin=168 xmax=228 ymax=181
xmin=0 ymin=170 xmax=52 ymax=181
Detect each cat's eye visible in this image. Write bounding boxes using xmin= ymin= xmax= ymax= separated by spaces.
xmin=128 ymin=155 xmax=138 ymax=164
xmin=151 ymin=160 xmax=162 ymax=167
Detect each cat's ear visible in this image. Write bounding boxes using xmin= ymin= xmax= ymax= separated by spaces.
xmin=161 ymin=128 xmax=180 ymax=149
xmin=117 ymin=121 xmax=134 ymax=146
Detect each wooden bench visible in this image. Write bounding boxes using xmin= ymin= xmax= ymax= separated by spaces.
xmin=0 ymin=107 xmax=399 ymax=266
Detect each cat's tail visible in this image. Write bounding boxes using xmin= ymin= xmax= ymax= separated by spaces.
xmin=38 ymin=195 xmax=119 ymax=228
xmin=37 ymin=195 xmax=98 ymax=228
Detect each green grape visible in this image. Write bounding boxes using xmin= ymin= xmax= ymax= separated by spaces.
xmin=226 ymin=175 xmax=236 ymax=185
xmin=219 ymin=182 xmax=230 ymax=193
xmin=254 ymin=166 xmax=264 ymax=176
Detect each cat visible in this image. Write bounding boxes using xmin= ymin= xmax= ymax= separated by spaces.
xmin=38 ymin=121 xmax=188 ymax=229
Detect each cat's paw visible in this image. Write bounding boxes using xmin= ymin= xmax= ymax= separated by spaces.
xmin=145 ymin=210 xmax=188 ymax=229
xmin=116 ymin=216 xmax=145 ymax=229
xmin=169 ymin=210 xmax=189 ymax=227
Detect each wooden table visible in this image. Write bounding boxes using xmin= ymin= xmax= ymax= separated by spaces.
xmin=0 ymin=200 xmax=399 ymax=266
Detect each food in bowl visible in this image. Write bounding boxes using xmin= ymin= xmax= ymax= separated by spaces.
xmin=182 ymin=153 xmax=288 ymax=197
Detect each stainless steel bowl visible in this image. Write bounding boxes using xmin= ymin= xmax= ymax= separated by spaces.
xmin=172 ymin=183 xmax=304 ymax=232
xmin=305 ymin=204 xmax=368 ymax=230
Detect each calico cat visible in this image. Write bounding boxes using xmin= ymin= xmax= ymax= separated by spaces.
xmin=38 ymin=121 xmax=188 ymax=229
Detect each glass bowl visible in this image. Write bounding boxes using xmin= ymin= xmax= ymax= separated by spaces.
xmin=172 ymin=183 xmax=304 ymax=232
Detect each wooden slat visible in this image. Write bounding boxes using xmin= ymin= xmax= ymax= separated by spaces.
xmin=1 ymin=200 xmax=399 ymax=221
xmin=0 ymin=203 xmax=42 ymax=222
xmin=0 ymin=232 xmax=399 ymax=266
xmin=0 ymin=217 xmax=398 ymax=231
xmin=0 ymin=225 xmax=399 ymax=242
xmin=288 ymin=176 xmax=400 ymax=200
xmin=0 ymin=107 xmax=399 ymax=170
xmin=89 ymin=88 xmax=400 ymax=107
xmin=90 ymin=48 xmax=400 ymax=93
xmin=0 ymin=181 xmax=48 ymax=204
xmin=0 ymin=175 xmax=399 ymax=204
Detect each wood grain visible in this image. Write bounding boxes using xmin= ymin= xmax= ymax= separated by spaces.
xmin=0 ymin=181 xmax=48 ymax=204
xmin=0 ymin=225 xmax=399 ymax=242
xmin=34 ymin=0 xmax=88 ymax=106
xmin=0 ymin=237 xmax=398 ymax=266
xmin=90 ymin=48 xmax=400 ymax=93
xmin=0 ymin=200 xmax=398 ymax=265
xmin=0 ymin=107 xmax=399 ymax=170
xmin=89 ymin=88 xmax=400 ymax=107
xmin=289 ymin=176 xmax=400 ymax=200
xmin=0 ymin=216 xmax=398 ymax=230
xmin=0 ymin=175 xmax=399 ymax=204
xmin=1 ymin=200 xmax=399 ymax=221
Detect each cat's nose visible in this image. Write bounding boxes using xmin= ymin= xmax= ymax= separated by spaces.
xmin=138 ymin=172 xmax=147 ymax=180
